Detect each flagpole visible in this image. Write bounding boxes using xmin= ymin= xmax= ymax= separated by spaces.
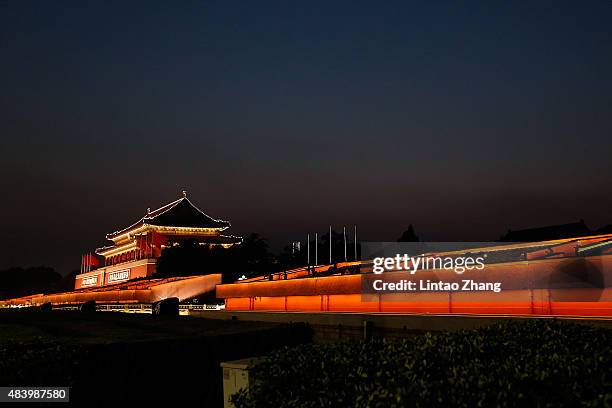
xmin=354 ymin=225 xmax=357 ymax=261
xmin=343 ymin=226 xmax=347 ymax=261
xmin=307 ymin=233 xmax=310 ymax=266
xmin=329 ymin=225 xmax=332 ymax=264
xmin=315 ymin=232 xmax=318 ymax=265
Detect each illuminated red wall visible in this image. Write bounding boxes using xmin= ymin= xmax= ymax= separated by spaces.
xmin=219 ymin=255 xmax=612 ymax=317
xmin=1 ymin=274 xmax=222 ymax=307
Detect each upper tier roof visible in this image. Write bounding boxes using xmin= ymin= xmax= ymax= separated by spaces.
xmin=106 ymin=195 xmax=230 ymax=239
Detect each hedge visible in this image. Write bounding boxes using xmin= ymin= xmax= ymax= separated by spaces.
xmin=233 ymin=319 xmax=612 ymax=407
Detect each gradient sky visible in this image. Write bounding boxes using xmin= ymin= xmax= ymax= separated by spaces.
xmin=1 ymin=1 xmax=611 ymax=273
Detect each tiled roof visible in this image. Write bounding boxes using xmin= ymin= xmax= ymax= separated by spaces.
xmin=106 ymin=196 xmax=230 ymax=239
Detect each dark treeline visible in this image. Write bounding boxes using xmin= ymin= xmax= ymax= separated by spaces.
xmin=156 ymin=234 xmax=275 ymax=283
xmin=0 ymin=267 xmax=76 ymax=300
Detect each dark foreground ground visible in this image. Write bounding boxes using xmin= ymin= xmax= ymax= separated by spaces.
xmin=234 ymin=318 xmax=612 ymax=408
xmin=3 ymin=310 xmax=612 ymax=407
xmin=0 ymin=309 xmax=311 ymax=406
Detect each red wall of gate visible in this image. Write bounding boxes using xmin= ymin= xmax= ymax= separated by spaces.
xmin=218 ymin=255 xmax=612 ymax=317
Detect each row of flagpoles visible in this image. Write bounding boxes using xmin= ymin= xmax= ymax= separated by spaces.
xmin=305 ymin=225 xmax=358 ymax=266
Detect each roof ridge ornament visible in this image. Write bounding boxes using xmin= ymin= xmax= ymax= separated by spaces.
xmin=182 ymin=190 xmax=187 ymax=198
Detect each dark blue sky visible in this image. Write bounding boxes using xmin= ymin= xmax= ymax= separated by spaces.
xmin=1 ymin=1 xmax=611 ymax=273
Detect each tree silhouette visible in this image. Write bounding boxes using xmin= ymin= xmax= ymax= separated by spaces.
xmin=397 ymin=224 xmax=419 ymax=242
xmin=155 ymin=233 xmax=277 ymax=282
xmin=0 ymin=266 xmax=62 ymax=300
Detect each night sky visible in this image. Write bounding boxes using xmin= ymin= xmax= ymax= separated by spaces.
xmin=1 ymin=1 xmax=611 ymax=274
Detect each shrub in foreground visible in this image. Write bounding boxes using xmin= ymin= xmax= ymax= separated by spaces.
xmin=233 ymin=319 xmax=612 ymax=407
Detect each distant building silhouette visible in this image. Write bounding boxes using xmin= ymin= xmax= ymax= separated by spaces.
xmin=498 ymin=220 xmax=591 ymax=242
xmin=596 ymin=224 xmax=612 ymax=235
xmin=397 ymin=225 xmax=419 ymax=242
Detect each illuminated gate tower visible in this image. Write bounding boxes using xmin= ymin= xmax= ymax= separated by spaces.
xmin=75 ymin=192 xmax=241 ymax=289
